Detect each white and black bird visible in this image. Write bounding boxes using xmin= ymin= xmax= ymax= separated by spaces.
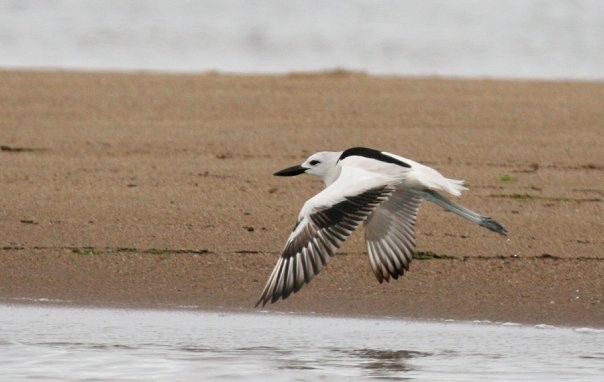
xmin=256 ymin=147 xmax=507 ymax=307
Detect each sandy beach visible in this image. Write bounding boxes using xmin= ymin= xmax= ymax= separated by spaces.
xmin=0 ymin=70 xmax=602 ymax=327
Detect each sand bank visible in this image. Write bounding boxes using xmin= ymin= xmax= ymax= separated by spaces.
xmin=1 ymin=70 xmax=602 ymax=326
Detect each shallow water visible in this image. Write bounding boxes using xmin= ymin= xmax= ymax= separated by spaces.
xmin=0 ymin=304 xmax=602 ymax=381
xmin=0 ymin=0 xmax=603 ymax=79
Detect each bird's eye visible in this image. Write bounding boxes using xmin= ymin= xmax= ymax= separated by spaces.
xmin=309 ymin=160 xmax=320 ymax=166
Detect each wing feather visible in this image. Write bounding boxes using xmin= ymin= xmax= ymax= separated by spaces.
xmin=256 ymin=185 xmax=393 ymax=307
xmin=364 ymin=189 xmax=422 ymax=283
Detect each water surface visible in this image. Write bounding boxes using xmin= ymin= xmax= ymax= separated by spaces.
xmin=1 ymin=304 xmax=602 ymax=381
xmin=1 ymin=0 xmax=603 ymax=79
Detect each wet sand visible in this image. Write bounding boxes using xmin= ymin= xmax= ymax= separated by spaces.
xmin=0 ymin=70 xmax=602 ymax=326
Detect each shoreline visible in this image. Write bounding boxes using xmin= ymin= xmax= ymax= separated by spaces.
xmin=1 ymin=70 xmax=602 ymax=328
xmin=3 ymin=66 xmax=604 ymax=84
xmin=1 ymin=248 xmax=601 ymax=328
xmin=2 ymin=289 xmax=602 ymax=330
xmin=3 ymin=300 xmax=603 ymax=331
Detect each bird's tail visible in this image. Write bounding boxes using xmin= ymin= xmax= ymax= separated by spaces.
xmin=417 ymin=189 xmax=507 ymax=235
xmin=442 ymin=178 xmax=467 ymax=197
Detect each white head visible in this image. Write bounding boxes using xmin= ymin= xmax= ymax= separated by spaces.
xmin=274 ymin=151 xmax=342 ymax=186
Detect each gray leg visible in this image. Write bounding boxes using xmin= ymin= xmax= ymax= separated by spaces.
xmin=416 ymin=189 xmax=507 ymax=236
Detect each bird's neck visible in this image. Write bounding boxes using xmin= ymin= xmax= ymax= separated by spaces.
xmin=322 ymin=166 xmax=341 ymax=187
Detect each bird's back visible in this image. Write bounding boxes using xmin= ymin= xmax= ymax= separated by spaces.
xmin=340 ymin=151 xmax=467 ymax=196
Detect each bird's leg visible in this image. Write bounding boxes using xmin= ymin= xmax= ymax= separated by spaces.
xmin=416 ymin=189 xmax=507 ymax=235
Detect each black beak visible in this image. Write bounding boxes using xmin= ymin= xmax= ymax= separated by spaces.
xmin=274 ymin=164 xmax=307 ymax=177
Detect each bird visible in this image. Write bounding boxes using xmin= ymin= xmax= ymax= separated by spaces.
xmin=256 ymin=147 xmax=507 ymax=307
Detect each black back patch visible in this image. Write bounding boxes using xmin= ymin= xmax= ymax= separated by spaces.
xmin=338 ymin=147 xmax=411 ymax=168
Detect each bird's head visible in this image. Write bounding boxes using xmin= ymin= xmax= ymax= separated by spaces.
xmin=274 ymin=151 xmax=342 ymax=185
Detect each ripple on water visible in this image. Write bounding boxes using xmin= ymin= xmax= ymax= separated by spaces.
xmin=0 ymin=305 xmax=603 ymax=381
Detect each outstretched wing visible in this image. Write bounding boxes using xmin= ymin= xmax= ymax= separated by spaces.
xmin=364 ymin=189 xmax=422 ymax=283
xmin=256 ymin=185 xmax=394 ymax=307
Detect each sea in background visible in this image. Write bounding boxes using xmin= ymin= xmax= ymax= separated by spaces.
xmin=1 ymin=304 xmax=603 ymax=381
xmin=0 ymin=0 xmax=603 ymax=79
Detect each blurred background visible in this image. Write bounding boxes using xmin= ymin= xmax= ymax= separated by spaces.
xmin=1 ymin=0 xmax=603 ymax=79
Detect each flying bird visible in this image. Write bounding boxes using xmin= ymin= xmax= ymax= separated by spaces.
xmin=256 ymin=147 xmax=507 ymax=307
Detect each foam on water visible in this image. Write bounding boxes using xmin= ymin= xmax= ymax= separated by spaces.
xmin=1 ymin=304 xmax=602 ymax=381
